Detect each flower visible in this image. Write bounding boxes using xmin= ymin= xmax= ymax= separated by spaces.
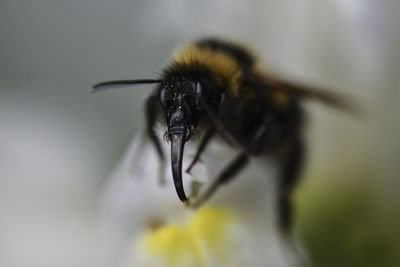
xmin=101 ymin=131 xmax=307 ymax=267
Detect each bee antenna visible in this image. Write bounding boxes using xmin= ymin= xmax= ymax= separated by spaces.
xmin=92 ymin=79 xmax=161 ymax=93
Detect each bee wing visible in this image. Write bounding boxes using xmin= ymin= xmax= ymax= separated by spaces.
xmin=245 ymin=73 xmax=360 ymax=115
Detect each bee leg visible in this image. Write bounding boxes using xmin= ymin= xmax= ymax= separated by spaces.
xmin=200 ymin=95 xmax=236 ymax=146
xmin=245 ymin=115 xmax=302 ymax=232
xmin=191 ymin=115 xmax=275 ymax=207
xmin=191 ymin=152 xmax=249 ymax=208
xmin=185 ymin=94 xmax=233 ymax=181
xmin=185 ymin=126 xmax=216 ymax=174
xmin=145 ymin=93 xmax=166 ymax=185
xmin=277 ymin=139 xmax=304 ymax=232
xmin=247 ymin=114 xmax=304 ymax=232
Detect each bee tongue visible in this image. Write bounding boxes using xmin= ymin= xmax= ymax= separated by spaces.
xmin=170 ymin=133 xmax=189 ymax=204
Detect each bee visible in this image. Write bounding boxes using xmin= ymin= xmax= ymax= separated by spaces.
xmin=93 ymin=38 xmax=354 ymax=230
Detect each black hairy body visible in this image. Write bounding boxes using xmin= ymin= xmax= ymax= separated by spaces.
xmin=93 ymin=38 xmax=353 ymax=231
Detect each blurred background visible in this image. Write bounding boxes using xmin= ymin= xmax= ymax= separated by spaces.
xmin=1 ymin=0 xmax=399 ymax=266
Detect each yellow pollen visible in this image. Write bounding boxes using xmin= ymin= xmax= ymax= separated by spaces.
xmin=139 ymin=206 xmax=234 ymax=267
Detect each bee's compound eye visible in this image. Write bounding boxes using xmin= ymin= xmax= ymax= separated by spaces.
xmin=160 ymin=88 xmax=170 ymax=110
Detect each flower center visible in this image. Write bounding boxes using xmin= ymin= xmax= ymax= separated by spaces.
xmin=138 ymin=206 xmax=235 ymax=267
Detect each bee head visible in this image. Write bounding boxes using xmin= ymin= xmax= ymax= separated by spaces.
xmin=159 ymin=78 xmax=204 ymax=204
xmin=92 ymin=75 xmax=209 ymax=205
xmin=160 ymin=78 xmax=203 ymax=141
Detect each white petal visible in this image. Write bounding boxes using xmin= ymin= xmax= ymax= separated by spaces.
xmin=101 ymin=130 xmax=308 ymax=267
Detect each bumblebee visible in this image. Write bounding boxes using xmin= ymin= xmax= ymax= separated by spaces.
xmin=93 ymin=38 xmax=354 ymax=230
